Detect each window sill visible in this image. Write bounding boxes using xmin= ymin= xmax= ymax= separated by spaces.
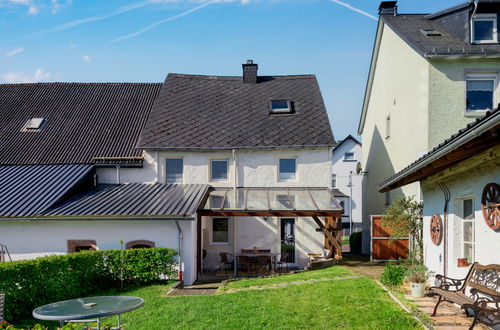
xmin=464 ymin=111 xmax=488 ymax=118
xmin=209 ymin=242 xmax=231 ymax=246
xmin=343 ymin=160 xmax=357 ymax=162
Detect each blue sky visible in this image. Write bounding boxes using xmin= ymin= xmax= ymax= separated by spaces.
xmin=0 ymin=0 xmax=463 ymax=140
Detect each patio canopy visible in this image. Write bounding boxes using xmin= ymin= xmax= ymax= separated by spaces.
xmin=197 ymin=187 xmax=343 ymax=217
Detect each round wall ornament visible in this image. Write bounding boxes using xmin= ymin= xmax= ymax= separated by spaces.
xmin=430 ymin=214 xmax=443 ymax=245
xmin=481 ymin=183 xmax=500 ymax=230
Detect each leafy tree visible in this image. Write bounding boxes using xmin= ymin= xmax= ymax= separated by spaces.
xmin=382 ymin=196 xmax=423 ymax=264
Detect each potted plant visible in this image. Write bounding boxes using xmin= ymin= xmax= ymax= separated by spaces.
xmin=405 ymin=264 xmax=431 ymax=298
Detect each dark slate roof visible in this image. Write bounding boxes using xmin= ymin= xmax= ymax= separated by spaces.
xmin=44 ymin=183 xmax=209 ymax=218
xmin=0 ymin=164 xmax=94 ymax=217
xmin=137 ymin=74 xmax=335 ymax=150
xmin=382 ymin=2 xmax=500 ymax=58
xmin=0 ymin=83 xmax=162 ymax=165
xmin=379 ymin=107 xmax=500 ymax=192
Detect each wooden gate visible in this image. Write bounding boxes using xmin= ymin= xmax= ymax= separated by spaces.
xmin=370 ymin=215 xmax=409 ymax=261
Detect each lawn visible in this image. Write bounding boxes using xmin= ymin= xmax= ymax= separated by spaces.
xmin=18 ymin=267 xmax=421 ymax=330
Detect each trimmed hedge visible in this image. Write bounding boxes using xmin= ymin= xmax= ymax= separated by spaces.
xmin=0 ymin=248 xmax=177 ymax=322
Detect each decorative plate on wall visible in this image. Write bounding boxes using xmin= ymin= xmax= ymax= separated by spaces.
xmin=430 ymin=214 xmax=443 ymax=245
xmin=481 ymin=183 xmax=500 ymax=231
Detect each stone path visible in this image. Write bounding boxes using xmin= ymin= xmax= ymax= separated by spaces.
xmin=167 ymin=282 xmax=222 ymax=296
xmin=222 ymin=275 xmax=360 ymax=294
xmin=404 ymin=294 xmax=489 ymax=330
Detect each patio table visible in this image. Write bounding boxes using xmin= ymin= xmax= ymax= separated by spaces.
xmin=234 ymin=253 xmax=280 ymax=276
xmin=32 ymin=295 xmax=144 ymax=330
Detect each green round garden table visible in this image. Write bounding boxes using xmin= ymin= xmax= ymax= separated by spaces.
xmin=32 ymin=296 xmax=144 ymax=330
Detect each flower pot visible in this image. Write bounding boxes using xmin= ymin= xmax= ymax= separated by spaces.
xmin=410 ymin=282 xmax=426 ymax=298
xmin=457 ymin=258 xmax=469 ymax=267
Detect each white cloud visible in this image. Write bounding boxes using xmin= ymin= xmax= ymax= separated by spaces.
xmin=82 ymin=55 xmax=91 ymax=62
xmin=27 ymin=5 xmax=38 ymax=15
xmin=6 ymin=0 xmax=31 ymax=4
xmin=5 ymin=47 xmax=24 ymax=57
xmin=2 ymin=68 xmax=51 ymax=83
xmin=69 ymin=43 xmax=77 ymax=49
xmin=330 ymin=0 xmax=377 ymax=21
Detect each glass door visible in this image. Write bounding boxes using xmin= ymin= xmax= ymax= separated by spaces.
xmin=280 ymin=218 xmax=295 ymax=263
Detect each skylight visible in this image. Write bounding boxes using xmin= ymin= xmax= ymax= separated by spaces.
xmin=420 ymin=29 xmax=442 ymax=37
xmin=24 ymin=118 xmax=46 ymax=130
xmin=269 ymin=100 xmax=292 ymax=114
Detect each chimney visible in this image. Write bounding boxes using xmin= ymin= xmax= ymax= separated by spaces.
xmin=378 ymin=1 xmax=397 ymax=15
xmin=242 ymin=60 xmax=258 ymax=84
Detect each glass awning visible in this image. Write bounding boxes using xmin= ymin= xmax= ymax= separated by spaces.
xmin=199 ymin=188 xmax=342 ymax=216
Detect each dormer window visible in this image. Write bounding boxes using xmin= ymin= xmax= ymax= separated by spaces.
xmin=472 ymin=14 xmax=497 ymax=44
xmin=269 ymin=100 xmax=292 ymax=114
xmin=23 ymin=118 xmax=46 ymax=131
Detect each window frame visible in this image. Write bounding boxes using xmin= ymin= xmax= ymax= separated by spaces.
xmin=343 ymin=152 xmax=355 ymax=162
xmin=269 ymin=99 xmax=293 ymax=114
xmin=210 ymin=217 xmax=231 ymax=246
xmin=278 ymin=157 xmax=298 ymax=182
xmin=461 ymin=198 xmax=475 ymax=264
xmin=472 ymin=14 xmax=498 ymax=44
xmin=165 ymin=157 xmax=184 ymax=184
xmin=332 ymin=174 xmax=337 ymax=188
xmin=210 ymin=159 xmax=229 ymax=182
xmin=465 ymin=73 xmax=498 ymax=113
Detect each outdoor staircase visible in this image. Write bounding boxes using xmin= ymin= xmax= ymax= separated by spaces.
xmin=0 ymin=243 xmax=11 ymax=262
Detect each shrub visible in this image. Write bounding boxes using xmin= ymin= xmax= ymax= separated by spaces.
xmin=0 ymin=248 xmax=177 ymax=322
xmin=349 ymin=232 xmax=362 ymax=254
xmin=380 ymin=262 xmax=406 ymax=286
xmin=405 ymin=264 xmax=431 ymax=283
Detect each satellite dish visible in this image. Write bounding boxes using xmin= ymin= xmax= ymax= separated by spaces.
xmin=356 ymin=162 xmax=362 ymax=175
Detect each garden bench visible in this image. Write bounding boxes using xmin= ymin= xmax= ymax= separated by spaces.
xmin=430 ymin=262 xmax=500 ymax=329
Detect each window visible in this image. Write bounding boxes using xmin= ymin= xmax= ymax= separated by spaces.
xmin=472 ymin=14 xmax=497 ymax=43
xmin=332 ymin=174 xmax=337 ymax=188
xmin=211 ymin=217 xmax=229 ymax=244
xmin=67 ymin=239 xmax=97 ymax=253
xmin=462 ymin=199 xmax=475 ymax=264
xmin=23 ymin=118 xmax=46 ymax=131
xmin=278 ymin=158 xmax=297 ymax=181
xmin=344 ymin=152 xmax=355 ymax=161
xmin=126 ymin=240 xmax=155 ymax=249
xmin=211 ymin=159 xmax=228 ymax=181
xmin=166 ymin=158 xmax=183 ymax=184
xmin=269 ymin=100 xmax=292 ymax=114
xmin=386 ymin=115 xmax=391 ymax=139
xmin=466 ymin=74 xmax=497 ymax=111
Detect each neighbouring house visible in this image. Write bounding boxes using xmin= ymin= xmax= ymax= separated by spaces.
xmin=379 ymin=108 xmax=500 ymax=279
xmin=359 ymin=1 xmax=500 ymax=255
xmin=0 ymin=61 xmax=343 ymax=285
xmin=331 ymin=135 xmax=363 ymax=236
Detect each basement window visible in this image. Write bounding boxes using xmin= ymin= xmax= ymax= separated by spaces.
xmin=472 ymin=14 xmax=497 ymax=43
xmin=269 ymin=100 xmax=293 ymax=114
xmin=24 ymin=118 xmax=46 ymax=130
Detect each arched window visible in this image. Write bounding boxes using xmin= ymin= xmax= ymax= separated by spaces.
xmin=126 ymin=240 xmax=155 ymax=249
xmin=67 ymin=240 xmax=97 ymax=253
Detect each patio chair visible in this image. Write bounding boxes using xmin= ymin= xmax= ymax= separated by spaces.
xmin=277 ymin=252 xmax=290 ymax=273
xmin=237 ymin=256 xmax=255 ymax=274
xmin=256 ymin=255 xmax=272 ymax=274
xmin=219 ymin=252 xmax=234 ymax=272
xmin=0 ymin=293 xmax=4 ymax=322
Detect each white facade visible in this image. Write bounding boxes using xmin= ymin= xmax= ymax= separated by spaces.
xmin=421 ymin=145 xmax=500 ymax=280
xmin=1 ymin=146 xmax=333 ymax=284
xmin=331 ymin=137 xmax=363 ymax=236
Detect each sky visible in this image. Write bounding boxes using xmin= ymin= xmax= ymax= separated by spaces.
xmin=0 ymin=0 xmax=464 ymax=140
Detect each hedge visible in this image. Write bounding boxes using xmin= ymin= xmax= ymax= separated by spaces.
xmin=0 ymin=248 xmax=177 ymax=322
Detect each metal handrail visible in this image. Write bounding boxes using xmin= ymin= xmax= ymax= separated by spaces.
xmin=0 ymin=243 xmax=12 ymax=262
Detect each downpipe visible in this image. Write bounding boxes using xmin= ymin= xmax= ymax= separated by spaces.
xmin=175 ymin=221 xmax=184 ymax=282
xmin=438 ymin=183 xmax=451 ymax=277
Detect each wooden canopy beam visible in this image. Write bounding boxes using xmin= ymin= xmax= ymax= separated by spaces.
xmin=312 ymin=216 xmax=342 ymax=260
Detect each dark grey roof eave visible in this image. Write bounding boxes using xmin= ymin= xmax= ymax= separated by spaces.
xmin=0 ymin=215 xmax=195 ymax=221
xmin=424 ymin=2 xmax=470 ymax=20
xmin=378 ymin=109 xmax=500 ymax=192
xmin=138 ymin=144 xmax=336 ymax=151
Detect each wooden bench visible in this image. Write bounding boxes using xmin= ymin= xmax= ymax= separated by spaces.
xmin=430 ymin=262 xmax=500 ymax=329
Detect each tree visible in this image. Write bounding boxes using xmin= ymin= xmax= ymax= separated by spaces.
xmin=382 ymin=196 xmax=423 ymax=264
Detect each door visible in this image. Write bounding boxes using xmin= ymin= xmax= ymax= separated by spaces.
xmin=280 ymin=218 xmax=296 ymax=263
xmin=371 ymin=215 xmax=409 ymax=261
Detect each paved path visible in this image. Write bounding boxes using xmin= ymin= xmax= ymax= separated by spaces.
xmin=405 ymin=294 xmax=489 ymax=330
xmin=167 ymin=282 xmax=222 ymax=296
xmin=341 ymin=255 xmax=386 ymax=279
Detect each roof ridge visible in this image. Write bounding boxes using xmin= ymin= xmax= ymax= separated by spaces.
xmin=0 ymin=82 xmax=163 ymax=86
xmin=167 ymin=73 xmax=316 ymax=80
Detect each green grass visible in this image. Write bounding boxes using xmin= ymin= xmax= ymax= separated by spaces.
xmin=16 ymin=267 xmax=422 ymax=330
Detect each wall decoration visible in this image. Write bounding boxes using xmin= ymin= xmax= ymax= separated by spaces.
xmin=430 ymin=214 xmax=443 ymax=245
xmin=481 ymin=183 xmax=500 ymax=230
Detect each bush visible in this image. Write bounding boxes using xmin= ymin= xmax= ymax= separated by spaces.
xmin=380 ymin=262 xmax=406 ymax=286
xmin=0 ymin=248 xmax=177 ymax=322
xmin=349 ymin=232 xmax=362 ymax=254
xmin=405 ymin=264 xmax=431 ymax=283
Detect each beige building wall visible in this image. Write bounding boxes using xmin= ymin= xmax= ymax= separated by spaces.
xmin=361 ymin=25 xmax=429 ymax=253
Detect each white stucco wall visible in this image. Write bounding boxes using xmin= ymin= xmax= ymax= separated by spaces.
xmin=422 ymin=146 xmax=500 ymax=280
xmin=0 ymin=219 xmax=198 ymax=285
xmin=332 ymin=138 xmax=363 ymax=234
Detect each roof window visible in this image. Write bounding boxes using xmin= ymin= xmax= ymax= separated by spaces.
xmin=269 ymin=100 xmax=293 ymax=114
xmin=420 ymin=29 xmax=442 ymax=37
xmin=24 ymin=118 xmax=46 ymax=130
xmin=472 ymin=14 xmax=498 ymax=44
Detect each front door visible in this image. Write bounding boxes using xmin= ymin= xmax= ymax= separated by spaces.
xmin=280 ymin=218 xmax=296 ymax=263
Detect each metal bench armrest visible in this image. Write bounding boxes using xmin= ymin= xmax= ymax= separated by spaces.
xmin=434 ymin=274 xmax=466 ymax=291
